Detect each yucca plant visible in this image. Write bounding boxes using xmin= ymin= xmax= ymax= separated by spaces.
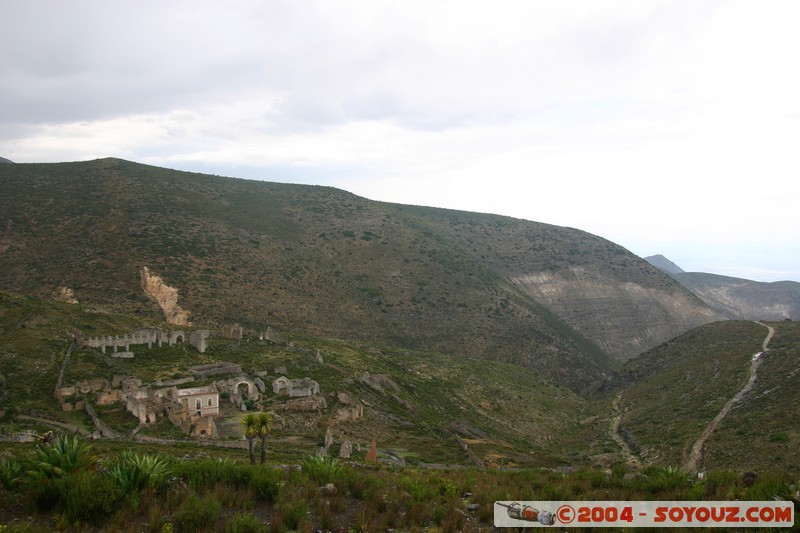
xmin=242 ymin=414 xmax=259 ymax=465
xmin=257 ymin=412 xmax=273 ymax=465
xmin=26 ymin=434 xmax=95 ymax=480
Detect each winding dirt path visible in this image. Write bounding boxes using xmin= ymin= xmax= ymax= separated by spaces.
xmin=16 ymin=415 xmax=91 ymax=436
xmin=610 ymin=392 xmax=640 ymax=466
xmin=683 ymin=321 xmax=775 ymax=473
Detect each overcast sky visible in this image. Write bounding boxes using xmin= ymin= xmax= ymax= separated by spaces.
xmin=2 ymin=1 xmax=798 ymax=281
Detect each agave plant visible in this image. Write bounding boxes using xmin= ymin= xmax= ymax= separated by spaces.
xmin=0 ymin=456 xmax=24 ymax=489
xmin=299 ymin=454 xmax=344 ymax=485
xmin=108 ymin=450 xmax=171 ymax=494
xmin=26 ymin=433 xmax=95 ymax=480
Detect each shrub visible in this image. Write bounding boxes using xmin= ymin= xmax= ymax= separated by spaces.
xmin=173 ymin=492 xmax=221 ymax=532
xmin=174 ymin=458 xmax=251 ymax=492
xmin=250 ymin=466 xmax=284 ymax=502
xmin=225 ymin=512 xmax=267 ymax=533
xmin=54 ymin=471 xmax=121 ymax=525
xmin=299 ymin=454 xmax=344 ymax=485
xmin=278 ymin=498 xmax=308 ymax=531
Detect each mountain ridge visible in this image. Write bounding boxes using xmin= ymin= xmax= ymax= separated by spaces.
xmin=644 ymin=254 xmax=800 ymax=320
xmin=0 ymin=158 xmax=723 ymax=389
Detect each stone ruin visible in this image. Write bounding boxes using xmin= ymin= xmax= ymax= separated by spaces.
xmin=81 ymin=328 xmax=210 ymax=354
xmin=216 ymin=377 xmax=260 ymax=410
xmin=259 ymin=326 xmax=282 ymax=343
xmin=222 ymin=324 xmax=243 ymax=340
xmin=272 ymin=376 xmax=320 ymax=397
xmin=189 ymin=362 xmax=243 ymax=377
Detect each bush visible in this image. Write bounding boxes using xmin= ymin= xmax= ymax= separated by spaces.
xmin=278 ymin=499 xmax=308 ymax=531
xmin=225 ymin=512 xmax=267 ymax=533
xmin=174 ymin=458 xmax=251 ymax=492
xmin=54 ymin=471 xmax=121 ymax=525
xmin=250 ymin=466 xmax=284 ymax=503
xmin=299 ymin=454 xmax=344 ymax=485
xmin=173 ymin=492 xmax=221 ymax=532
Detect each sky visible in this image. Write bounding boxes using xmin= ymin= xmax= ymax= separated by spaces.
xmin=1 ymin=1 xmax=798 ymax=282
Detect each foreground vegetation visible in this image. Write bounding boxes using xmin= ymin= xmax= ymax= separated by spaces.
xmin=1 ymin=434 xmax=797 ymax=532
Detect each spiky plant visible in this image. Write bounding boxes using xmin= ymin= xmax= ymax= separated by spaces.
xmin=257 ymin=412 xmax=273 ymax=465
xmin=26 ymin=433 xmax=95 ymax=480
xmin=108 ymin=450 xmax=172 ymax=494
xmin=299 ymin=454 xmax=344 ymax=485
xmin=0 ymin=456 xmax=24 ymax=489
xmin=241 ymin=414 xmax=259 ymax=465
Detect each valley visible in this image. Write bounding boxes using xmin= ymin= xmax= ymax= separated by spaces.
xmin=0 ymin=159 xmax=798 ymax=530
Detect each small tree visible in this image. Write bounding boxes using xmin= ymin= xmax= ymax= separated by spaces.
xmin=241 ymin=414 xmax=259 ymax=465
xmin=257 ymin=412 xmax=273 ymax=465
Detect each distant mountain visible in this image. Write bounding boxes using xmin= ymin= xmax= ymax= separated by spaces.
xmin=644 ymin=254 xmax=799 ymax=320
xmin=0 ymin=158 xmax=723 ymax=393
xmin=644 ymin=254 xmax=685 ymax=275
xmin=0 ymin=157 xmax=14 ymax=164
xmin=674 ymin=272 xmax=800 ymax=320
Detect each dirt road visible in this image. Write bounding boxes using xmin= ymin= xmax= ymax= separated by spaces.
xmin=683 ymin=321 xmax=775 ymax=473
xmin=610 ymin=392 xmax=640 ymax=466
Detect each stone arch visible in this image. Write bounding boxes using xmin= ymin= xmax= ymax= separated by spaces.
xmin=169 ymin=330 xmax=186 ymax=346
xmin=232 ymin=379 xmax=258 ymax=400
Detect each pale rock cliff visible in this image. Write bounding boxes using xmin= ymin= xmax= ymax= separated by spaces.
xmin=512 ymin=267 xmax=723 ymax=362
xmin=140 ymin=266 xmax=193 ymax=326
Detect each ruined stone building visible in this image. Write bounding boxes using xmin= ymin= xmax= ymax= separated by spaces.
xmin=173 ymin=385 xmax=219 ymax=417
xmin=222 ymin=324 xmax=244 ymax=340
xmin=81 ymin=327 xmax=210 ymax=354
xmin=272 ymin=376 xmax=320 ymax=397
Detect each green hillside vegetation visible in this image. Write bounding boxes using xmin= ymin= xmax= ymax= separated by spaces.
xmin=706 ymin=320 xmax=800 ymax=471
xmin=0 ymin=291 xmax=588 ymax=467
xmin=0 ymin=158 xmax=719 ymax=392
xmin=1 ymin=437 xmax=796 ymax=531
xmin=614 ymin=320 xmax=800 ymax=473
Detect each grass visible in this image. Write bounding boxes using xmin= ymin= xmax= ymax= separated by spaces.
xmin=1 ymin=445 xmax=797 ymax=530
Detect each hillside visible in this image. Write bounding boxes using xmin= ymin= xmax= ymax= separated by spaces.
xmin=0 ymin=158 xmax=721 ymax=389
xmin=644 ymin=255 xmax=800 ymax=320
xmin=612 ymin=320 xmax=800 ymax=473
xmin=644 ymin=254 xmax=685 ymax=275
xmin=0 ymin=291 xmax=587 ymax=467
xmin=675 ymin=272 xmax=800 ymax=320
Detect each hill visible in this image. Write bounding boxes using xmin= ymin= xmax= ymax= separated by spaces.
xmin=0 ymin=158 xmax=722 ymax=390
xmin=674 ymin=272 xmax=800 ymax=320
xmin=0 ymin=157 xmax=13 ymax=164
xmin=644 ymin=254 xmax=685 ymax=275
xmin=0 ymin=290 xmax=587 ymax=467
xmin=644 ymin=254 xmax=799 ymax=320
xmin=611 ymin=320 xmax=800 ymax=473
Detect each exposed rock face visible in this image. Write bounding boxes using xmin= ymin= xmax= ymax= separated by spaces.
xmin=140 ymin=266 xmax=193 ymax=326
xmin=512 ymin=267 xmax=723 ymax=362
xmin=52 ymin=286 xmax=78 ymax=304
xmin=674 ymin=273 xmax=800 ymax=320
